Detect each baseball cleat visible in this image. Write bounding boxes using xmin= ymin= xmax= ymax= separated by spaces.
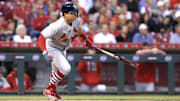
xmin=43 ymin=88 xmax=57 ymax=100
xmin=43 ymin=85 xmax=63 ymax=101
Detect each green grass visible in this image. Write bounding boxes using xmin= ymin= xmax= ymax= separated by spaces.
xmin=0 ymin=95 xmax=180 ymax=100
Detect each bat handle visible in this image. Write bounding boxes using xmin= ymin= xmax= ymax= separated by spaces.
xmin=119 ymin=56 xmax=139 ymax=68
xmin=130 ymin=62 xmax=139 ymax=68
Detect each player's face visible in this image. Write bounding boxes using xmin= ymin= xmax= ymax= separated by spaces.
xmin=64 ymin=13 xmax=77 ymax=23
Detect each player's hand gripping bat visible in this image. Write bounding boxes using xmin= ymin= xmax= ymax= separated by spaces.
xmin=93 ymin=47 xmax=139 ymax=68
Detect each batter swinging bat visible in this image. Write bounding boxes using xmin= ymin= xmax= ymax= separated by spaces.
xmin=94 ymin=47 xmax=139 ymax=68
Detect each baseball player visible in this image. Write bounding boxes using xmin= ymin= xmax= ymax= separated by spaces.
xmin=39 ymin=2 xmax=92 ymax=101
xmin=78 ymin=48 xmax=103 ymax=92
xmin=135 ymin=42 xmax=166 ymax=92
xmin=0 ymin=70 xmax=10 ymax=91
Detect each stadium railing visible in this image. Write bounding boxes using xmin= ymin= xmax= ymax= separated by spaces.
xmin=0 ymin=42 xmax=179 ymax=95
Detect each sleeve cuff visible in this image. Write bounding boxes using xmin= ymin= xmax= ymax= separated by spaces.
xmin=42 ymin=51 xmax=47 ymax=55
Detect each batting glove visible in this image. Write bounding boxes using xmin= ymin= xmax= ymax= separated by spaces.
xmin=85 ymin=38 xmax=92 ymax=47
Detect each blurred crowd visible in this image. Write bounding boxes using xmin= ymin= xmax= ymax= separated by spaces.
xmin=0 ymin=0 xmax=180 ymax=43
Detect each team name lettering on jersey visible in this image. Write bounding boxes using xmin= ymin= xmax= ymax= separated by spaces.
xmin=59 ymin=33 xmax=70 ymax=42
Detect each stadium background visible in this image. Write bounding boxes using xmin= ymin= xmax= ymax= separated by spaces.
xmin=0 ymin=0 xmax=180 ymax=100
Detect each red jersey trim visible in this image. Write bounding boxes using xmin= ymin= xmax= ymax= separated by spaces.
xmin=39 ymin=34 xmax=47 ymax=53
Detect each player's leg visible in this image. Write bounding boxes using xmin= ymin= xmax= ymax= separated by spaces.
xmin=44 ymin=49 xmax=69 ymax=101
xmin=43 ymin=50 xmax=58 ymax=100
xmin=53 ymin=49 xmax=71 ymax=101
xmin=47 ymin=49 xmax=70 ymax=101
xmin=50 ymin=49 xmax=71 ymax=86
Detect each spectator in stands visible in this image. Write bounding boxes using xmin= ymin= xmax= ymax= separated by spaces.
xmin=133 ymin=23 xmax=154 ymax=43
xmin=87 ymin=21 xmax=98 ymax=37
xmin=82 ymin=14 xmax=93 ymax=33
xmin=120 ymin=3 xmax=132 ymax=20
xmin=6 ymin=63 xmax=32 ymax=91
xmin=0 ymin=12 xmax=8 ymax=28
xmin=105 ymin=3 xmax=112 ymax=12
xmin=36 ymin=0 xmax=46 ymax=9
xmin=82 ymin=15 xmax=97 ymax=37
xmin=138 ymin=0 xmax=148 ymax=12
xmin=13 ymin=0 xmax=32 ymax=28
xmin=96 ymin=14 xmax=105 ymax=31
xmin=111 ymin=6 xmax=121 ymax=26
xmin=31 ymin=5 xmax=38 ymax=20
xmin=140 ymin=0 xmax=153 ymax=15
xmin=118 ymin=0 xmax=127 ymax=4
xmin=135 ymin=42 xmax=166 ymax=92
xmin=127 ymin=20 xmax=138 ymax=42
xmin=93 ymin=24 xmax=116 ymax=43
xmin=156 ymin=0 xmax=165 ymax=16
xmin=160 ymin=16 xmax=173 ymax=34
xmin=117 ymin=14 xmax=127 ymax=29
xmin=31 ymin=5 xmax=49 ymax=40
xmin=26 ymin=0 xmax=37 ymax=7
xmin=93 ymin=6 xmax=106 ymax=25
xmin=88 ymin=0 xmax=101 ymax=14
xmin=0 ymin=69 xmax=11 ymax=91
xmin=0 ymin=27 xmax=6 ymax=41
xmin=127 ymin=0 xmax=139 ymax=12
xmin=131 ymin=11 xmax=140 ymax=28
xmin=104 ymin=9 xmax=113 ymax=25
xmin=173 ymin=11 xmax=180 ymax=31
xmin=2 ymin=1 xmax=17 ymax=20
xmin=116 ymin=25 xmax=129 ymax=42
xmin=170 ymin=0 xmax=180 ymax=9
xmin=44 ymin=11 xmax=57 ymax=28
xmin=13 ymin=24 xmax=32 ymax=43
xmin=72 ymin=0 xmax=88 ymax=24
xmin=78 ymin=48 xmax=106 ymax=92
xmin=148 ymin=7 xmax=163 ymax=32
xmin=139 ymin=14 xmax=150 ymax=26
xmin=28 ymin=5 xmax=39 ymax=33
xmin=170 ymin=23 xmax=180 ymax=43
xmin=161 ymin=1 xmax=172 ymax=18
xmin=109 ymin=0 xmax=119 ymax=15
xmin=47 ymin=2 xmax=57 ymax=15
xmin=109 ymin=20 xmax=120 ymax=37
xmin=78 ymin=0 xmax=93 ymax=13
xmin=5 ymin=20 xmax=16 ymax=42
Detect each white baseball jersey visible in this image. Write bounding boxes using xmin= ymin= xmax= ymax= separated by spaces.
xmin=41 ymin=17 xmax=80 ymax=51
xmin=0 ymin=77 xmax=10 ymax=88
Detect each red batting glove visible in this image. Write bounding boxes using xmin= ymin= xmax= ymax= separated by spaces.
xmin=79 ymin=34 xmax=93 ymax=48
xmin=85 ymin=39 xmax=92 ymax=47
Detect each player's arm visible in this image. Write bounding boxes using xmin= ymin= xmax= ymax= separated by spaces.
xmin=39 ymin=23 xmax=58 ymax=61
xmin=152 ymin=48 xmax=166 ymax=55
xmin=39 ymin=23 xmax=58 ymax=54
xmin=136 ymin=49 xmax=152 ymax=55
xmin=39 ymin=34 xmax=47 ymax=54
xmin=77 ymin=27 xmax=93 ymax=47
xmin=72 ymin=17 xmax=93 ymax=47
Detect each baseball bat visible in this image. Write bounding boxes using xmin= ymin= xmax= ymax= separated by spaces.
xmin=94 ymin=47 xmax=139 ymax=68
